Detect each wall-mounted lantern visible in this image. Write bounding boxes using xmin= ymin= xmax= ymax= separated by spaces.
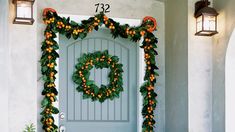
xmin=13 ymin=0 xmax=35 ymax=25
xmin=194 ymin=0 xmax=218 ymax=36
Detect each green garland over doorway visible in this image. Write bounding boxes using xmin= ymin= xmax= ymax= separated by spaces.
xmin=41 ymin=8 xmax=159 ymax=132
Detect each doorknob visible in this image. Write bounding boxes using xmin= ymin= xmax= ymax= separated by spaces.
xmin=59 ymin=112 xmax=65 ymax=120
xmin=59 ymin=125 xmax=66 ymax=132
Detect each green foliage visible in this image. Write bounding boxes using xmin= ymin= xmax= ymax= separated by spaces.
xmin=23 ymin=123 xmax=36 ymax=132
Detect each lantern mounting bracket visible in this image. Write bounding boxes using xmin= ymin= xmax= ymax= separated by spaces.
xmin=194 ymin=0 xmax=210 ymax=17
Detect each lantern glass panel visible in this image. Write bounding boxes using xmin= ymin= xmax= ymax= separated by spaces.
xmin=203 ymin=15 xmax=216 ymax=31
xmin=196 ymin=15 xmax=203 ymax=32
xmin=16 ymin=1 xmax=31 ymax=18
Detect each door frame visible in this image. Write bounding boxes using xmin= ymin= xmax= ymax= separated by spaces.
xmin=54 ymin=14 xmax=145 ymax=132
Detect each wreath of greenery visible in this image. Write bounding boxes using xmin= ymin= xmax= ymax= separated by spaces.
xmin=72 ymin=50 xmax=124 ymax=103
xmin=41 ymin=9 xmax=158 ymax=132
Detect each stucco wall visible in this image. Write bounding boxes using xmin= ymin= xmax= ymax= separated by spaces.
xmin=0 ymin=0 xmax=9 ymax=131
xmin=165 ymin=1 xmax=216 ymax=132
xmin=7 ymin=0 xmax=38 ymax=131
xmin=165 ymin=0 xmax=188 ymax=132
xmin=36 ymin=0 xmax=165 ymax=132
xmin=225 ymin=28 xmax=235 ymax=132
xmin=212 ymin=0 xmax=235 ymax=132
xmin=188 ymin=0 xmax=213 ymax=132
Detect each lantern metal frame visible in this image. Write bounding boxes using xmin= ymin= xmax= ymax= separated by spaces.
xmin=13 ymin=0 xmax=35 ymax=25
xmin=194 ymin=0 xmax=219 ymax=36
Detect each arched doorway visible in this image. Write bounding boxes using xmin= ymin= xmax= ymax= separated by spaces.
xmin=225 ymin=27 xmax=235 ymax=132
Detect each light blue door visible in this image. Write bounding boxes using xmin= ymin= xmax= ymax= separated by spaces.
xmin=59 ymin=29 xmax=137 ymax=132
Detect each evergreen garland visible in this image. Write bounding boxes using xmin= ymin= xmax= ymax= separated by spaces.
xmin=41 ymin=10 xmax=158 ymax=132
xmin=72 ymin=50 xmax=124 ymax=103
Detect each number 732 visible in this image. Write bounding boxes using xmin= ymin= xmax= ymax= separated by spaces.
xmin=95 ymin=3 xmax=110 ymax=13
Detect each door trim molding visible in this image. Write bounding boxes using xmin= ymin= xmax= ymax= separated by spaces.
xmin=54 ymin=14 xmax=144 ymax=132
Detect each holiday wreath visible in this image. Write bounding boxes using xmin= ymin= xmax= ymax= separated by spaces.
xmin=72 ymin=50 xmax=124 ymax=103
xmin=41 ymin=8 xmax=158 ymax=132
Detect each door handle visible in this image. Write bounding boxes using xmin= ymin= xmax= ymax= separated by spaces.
xmin=59 ymin=125 xmax=66 ymax=132
xmin=59 ymin=112 xmax=65 ymax=120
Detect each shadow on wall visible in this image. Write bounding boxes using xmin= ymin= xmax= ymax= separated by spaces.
xmin=225 ymin=27 xmax=235 ymax=132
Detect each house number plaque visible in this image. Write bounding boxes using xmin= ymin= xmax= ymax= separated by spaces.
xmin=95 ymin=3 xmax=110 ymax=13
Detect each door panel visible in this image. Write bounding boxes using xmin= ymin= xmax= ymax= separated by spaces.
xmin=59 ymin=29 xmax=137 ymax=132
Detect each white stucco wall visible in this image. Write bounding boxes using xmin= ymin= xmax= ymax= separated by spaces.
xmin=225 ymin=28 xmax=235 ymax=132
xmin=7 ymin=0 xmax=38 ymax=131
xmin=212 ymin=0 xmax=235 ymax=132
xmin=165 ymin=0 xmax=215 ymax=132
xmin=0 ymin=0 xmax=9 ymax=131
xmin=165 ymin=0 xmax=188 ymax=131
xmin=188 ymin=0 xmax=213 ymax=132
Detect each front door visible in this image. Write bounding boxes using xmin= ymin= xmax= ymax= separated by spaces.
xmin=59 ymin=29 xmax=138 ymax=132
